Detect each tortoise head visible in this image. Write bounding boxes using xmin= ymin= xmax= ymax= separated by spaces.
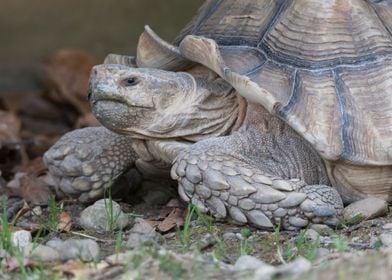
xmin=88 ymin=64 xmax=242 ymax=141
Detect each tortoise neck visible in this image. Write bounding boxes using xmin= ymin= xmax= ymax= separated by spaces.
xmin=181 ymin=84 xmax=245 ymax=142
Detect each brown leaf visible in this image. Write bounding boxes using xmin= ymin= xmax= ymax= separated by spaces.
xmin=53 ymin=259 xmax=108 ymax=278
xmin=57 ymin=211 xmax=72 ymax=232
xmin=6 ymin=171 xmax=51 ymax=205
xmin=44 ymin=49 xmax=96 ymax=115
xmin=0 ymin=110 xmax=21 ymax=142
xmin=154 ymin=207 xmax=186 ymax=233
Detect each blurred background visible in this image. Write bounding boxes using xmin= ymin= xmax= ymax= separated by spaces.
xmin=0 ymin=0 xmax=203 ymax=198
xmin=0 ymin=0 xmax=203 ymax=64
xmin=0 ymin=0 xmax=203 ymax=91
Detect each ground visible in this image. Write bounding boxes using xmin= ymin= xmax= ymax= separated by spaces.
xmin=1 ymin=49 xmax=392 ymax=280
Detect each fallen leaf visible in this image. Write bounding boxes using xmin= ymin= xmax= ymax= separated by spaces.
xmin=44 ymin=49 xmax=96 ymax=115
xmin=0 ymin=110 xmax=21 ymax=142
xmin=53 ymin=259 xmax=109 ymax=278
xmin=57 ymin=211 xmax=72 ymax=232
xmin=147 ymin=205 xmax=186 ymax=233
xmin=6 ymin=171 xmax=51 ymax=205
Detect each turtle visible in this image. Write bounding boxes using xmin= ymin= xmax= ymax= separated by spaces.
xmin=44 ymin=0 xmax=392 ymax=230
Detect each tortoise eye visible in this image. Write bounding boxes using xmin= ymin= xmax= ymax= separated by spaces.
xmin=123 ymin=77 xmax=139 ymax=86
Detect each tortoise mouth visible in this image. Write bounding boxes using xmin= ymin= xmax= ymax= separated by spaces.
xmin=91 ymin=99 xmax=152 ymax=132
xmin=91 ymin=93 xmax=155 ymax=110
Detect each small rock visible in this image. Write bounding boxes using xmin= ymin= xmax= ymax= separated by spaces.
xmin=235 ymin=233 xmax=245 ymax=240
xmin=197 ymin=233 xmax=216 ymax=250
xmin=310 ymin=224 xmax=334 ymax=236
xmin=46 ymin=239 xmax=100 ymax=262
xmin=234 ymin=255 xmax=268 ymax=271
xmin=380 ymin=233 xmax=392 ymax=247
xmin=79 ymin=199 xmax=129 ymax=232
xmin=11 ymin=230 xmax=32 ymax=250
xmin=351 ymin=236 xmax=361 ymax=243
xmin=277 ymin=256 xmax=312 ymax=275
xmin=253 ymin=263 xmax=277 ymax=280
xmin=304 ymin=229 xmax=320 ymax=241
xmin=343 ymin=197 xmax=388 ymax=223
xmin=46 ymin=238 xmax=63 ymax=250
xmin=31 ymin=206 xmax=42 ymax=216
xmin=382 ymin=223 xmax=392 ymax=231
xmin=31 ymin=245 xmax=60 ymax=262
xmin=126 ymin=218 xmax=162 ymax=249
xmin=315 ymin=248 xmax=330 ymax=259
xmin=223 ymin=232 xmax=237 ymax=241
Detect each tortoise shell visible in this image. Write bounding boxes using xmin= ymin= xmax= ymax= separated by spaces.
xmin=138 ymin=0 xmax=392 ymax=166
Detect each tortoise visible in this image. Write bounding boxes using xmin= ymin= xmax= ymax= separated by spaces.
xmin=44 ymin=0 xmax=392 ymax=230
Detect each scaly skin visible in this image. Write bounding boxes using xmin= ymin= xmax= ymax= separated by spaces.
xmin=171 ymin=103 xmax=343 ymax=230
xmin=44 ymin=64 xmax=344 ymax=229
xmin=44 ymin=127 xmax=137 ymax=202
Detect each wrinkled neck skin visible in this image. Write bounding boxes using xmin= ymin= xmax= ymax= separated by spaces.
xmin=130 ymin=76 xmax=246 ymax=142
xmin=131 ymin=77 xmax=246 ymax=166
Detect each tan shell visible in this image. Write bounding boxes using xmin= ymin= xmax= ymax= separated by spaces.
xmin=182 ymin=0 xmax=392 ymax=165
xmin=136 ymin=0 xmax=392 ymax=166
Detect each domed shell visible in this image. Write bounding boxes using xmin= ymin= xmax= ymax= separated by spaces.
xmin=174 ymin=0 xmax=392 ymax=165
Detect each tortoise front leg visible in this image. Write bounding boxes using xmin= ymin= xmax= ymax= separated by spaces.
xmin=44 ymin=127 xmax=138 ymax=202
xmin=171 ymin=137 xmax=343 ymax=230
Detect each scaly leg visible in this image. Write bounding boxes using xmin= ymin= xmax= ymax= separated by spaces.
xmin=171 ymin=137 xmax=343 ymax=230
xmin=44 ymin=127 xmax=137 ymax=202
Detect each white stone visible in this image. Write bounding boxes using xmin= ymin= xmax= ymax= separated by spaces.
xmin=11 ymin=230 xmax=32 ymax=250
xmin=79 ymin=199 xmax=129 ymax=232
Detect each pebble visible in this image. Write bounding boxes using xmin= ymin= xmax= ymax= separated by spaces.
xmin=277 ymin=256 xmax=312 ymax=275
xmin=46 ymin=239 xmax=100 ymax=262
xmin=382 ymin=223 xmax=392 ymax=231
xmin=31 ymin=206 xmax=43 ymax=216
xmin=79 ymin=199 xmax=129 ymax=232
xmin=253 ymin=264 xmax=277 ymax=280
xmin=223 ymin=232 xmax=237 ymax=241
xmin=11 ymin=230 xmax=32 ymax=250
xmin=31 ymin=245 xmax=61 ymax=262
xmin=304 ymin=229 xmax=320 ymax=241
xmin=315 ymin=248 xmax=330 ymax=259
xmin=380 ymin=233 xmax=392 ymax=247
xmin=310 ymin=224 xmax=334 ymax=236
xmin=197 ymin=233 xmax=217 ymax=250
xmin=234 ymin=255 xmax=270 ymax=271
xmin=343 ymin=197 xmax=388 ymax=223
xmin=126 ymin=218 xmax=162 ymax=249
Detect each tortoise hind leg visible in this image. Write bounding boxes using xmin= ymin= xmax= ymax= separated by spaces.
xmin=172 ymin=141 xmax=343 ymax=230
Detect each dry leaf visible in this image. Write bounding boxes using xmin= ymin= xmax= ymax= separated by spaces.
xmin=147 ymin=206 xmax=186 ymax=233
xmin=44 ymin=49 xmax=96 ymax=114
xmin=0 ymin=110 xmax=21 ymax=142
xmin=57 ymin=211 xmax=72 ymax=232
xmin=54 ymin=259 xmax=108 ymax=278
xmin=6 ymin=172 xmax=51 ymax=205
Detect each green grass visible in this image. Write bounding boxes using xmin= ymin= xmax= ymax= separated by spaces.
xmin=46 ymin=194 xmax=60 ymax=232
xmin=0 ymin=197 xmax=12 ymax=253
xmin=274 ymin=227 xmax=321 ymax=263
xmin=178 ymin=204 xmax=198 ymax=249
xmin=331 ymin=235 xmax=349 ymax=252
xmin=104 ymin=186 xmax=122 ymax=232
xmin=239 ymin=228 xmax=251 ymax=256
